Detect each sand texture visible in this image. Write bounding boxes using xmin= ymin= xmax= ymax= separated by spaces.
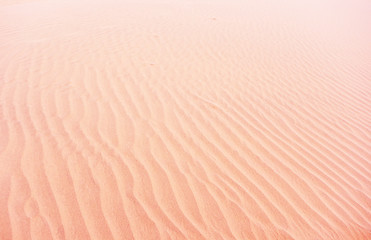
xmin=0 ymin=0 xmax=370 ymax=239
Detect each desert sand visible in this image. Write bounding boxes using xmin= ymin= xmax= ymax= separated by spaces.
xmin=0 ymin=0 xmax=370 ymax=239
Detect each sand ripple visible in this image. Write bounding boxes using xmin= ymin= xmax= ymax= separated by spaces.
xmin=0 ymin=0 xmax=370 ymax=239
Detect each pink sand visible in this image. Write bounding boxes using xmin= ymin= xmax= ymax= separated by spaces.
xmin=0 ymin=0 xmax=370 ymax=239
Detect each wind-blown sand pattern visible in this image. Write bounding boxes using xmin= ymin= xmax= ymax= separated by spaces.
xmin=0 ymin=0 xmax=370 ymax=239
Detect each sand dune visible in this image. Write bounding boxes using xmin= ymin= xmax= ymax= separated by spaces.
xmin=0 ymin=0 xmax=370 ymax=239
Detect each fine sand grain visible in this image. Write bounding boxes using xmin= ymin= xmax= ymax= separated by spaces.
xmin=0 ymin=0 xmax=370 ymax=239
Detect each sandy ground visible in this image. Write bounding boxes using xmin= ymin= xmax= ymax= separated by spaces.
xmin=0 ymin=0 xmax=370 ymax=239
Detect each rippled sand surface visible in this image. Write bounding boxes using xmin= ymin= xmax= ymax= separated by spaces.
xmin=0 ymin=0 xmax=370 ymax=239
